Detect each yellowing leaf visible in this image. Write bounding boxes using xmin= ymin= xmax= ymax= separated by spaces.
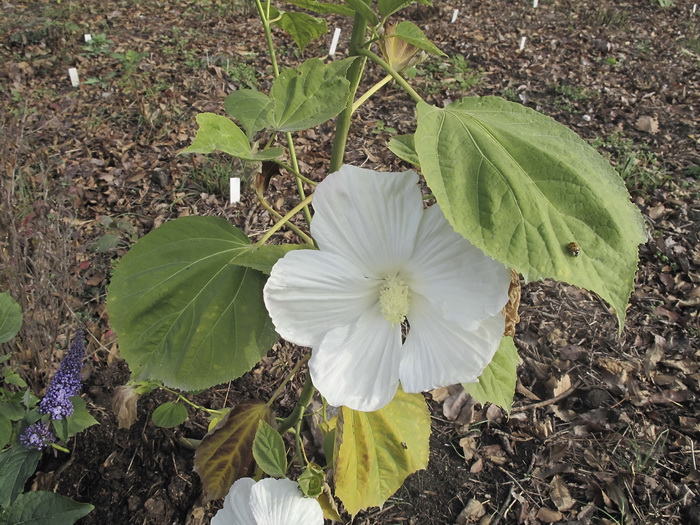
xmin=194 ymin=400 xmax=272 ymax=501
xmin=334 ymin=389 xmax=430 ymax=515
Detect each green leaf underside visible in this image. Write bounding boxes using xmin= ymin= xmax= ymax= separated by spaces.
xmin=464 ymin=336 xmax=519 ymax=414
xmin=273 ymin=12 xmax=328 ymax=51
xmin=393 ymin=21 xmax=445 ymax=57
xmin=224 ymin=90 xmax=273 ymax=138
xmin=344 ymin=0 xmax=378 ymax=25
xmin=284 ymin=0 xmax=355 ymax=17
xmin=2 ymin=491 xmax=93 ymax=524
xmin=378 ymin=0 xmax=432 ymax=18
xmin=0 ymin=292 xmax=22 ymax=344
xmin=388 ymin=134 xmax=419 ymax=166
xmin=181 ymin=113 xmax=283 ymax=161
xmin=252 ymin=420 xmax=288 ymax=478
xmin=194 ymin=401 xmax=272 ymax=501
xmin=0 ymin=446 xmax=41 ymax=508
xmin=106 ymin=216 xmax=279 ymax=391
xmin=334 ymin=389 xmax=430 ymax=515
xmin=414 ymin=97 xmax=645 ymax=328
xmin=270 ymin=58 xmax=353 ymax=132
xmin=151 ymin=402 xmax=188 ymax=428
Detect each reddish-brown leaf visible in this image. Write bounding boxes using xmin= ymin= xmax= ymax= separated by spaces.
xmin=194 ymin=400 xmax=272 ymax=501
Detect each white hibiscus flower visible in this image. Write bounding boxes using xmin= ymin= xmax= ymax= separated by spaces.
xmin=264 ymin=165 xmax=510 ymax=412
xmin=211 ymin=478 xmax=323 ymax=525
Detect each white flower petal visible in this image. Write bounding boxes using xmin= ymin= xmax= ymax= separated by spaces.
xmin=404 ymin=205 xmax=510 ymax=328
xmin=311 ymin=165 xmax=423 ymax=276
xmin=399 ymin=295 xmax=505 ymax=393
xmin=264 ymin=250 xmax=380 ymax=347
xmin=211 ymin=477 xmax=256 ymax=525
xmin=249 ymin=478 xmax=324 ymax=525
xmin=310 ymin=303 xmax=402 ymax=411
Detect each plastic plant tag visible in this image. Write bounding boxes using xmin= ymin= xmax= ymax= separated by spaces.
xmin=84 ymin=34 xmax=92 ymax=42
xmin=230 ymin=177 xmax=240 ymax=203
xmin=533 ymin=0 xmax=538 ymax=7
xmin=519 ymin=36 xmax=527 ymax=51
xmin=451 ymin=9 xmax=459 ymax=23
xmin=329 ymin=27 xmax=341 ymax=56
xmin=69 ymin=68 xmax=79 ymax=87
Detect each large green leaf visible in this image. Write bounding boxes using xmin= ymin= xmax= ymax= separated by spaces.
xmin=414 ymin=97 xmax=645 ymax=328
xmin=393 ymin=21 xmax=445 ymax=57
xmin=269 ymin=58 xmax=353 ymax=132
xmin=464 ymin=336 xmax=519 ymax=414
xmin=224 ymin=90 xmax=273 ymax=139
xmin=334 ymin=389 xmax=430 ymax=515
xmin=273 ymin=12 xmax=328 ymax=51
xmin=106 ymin=216 xmax=279 ymax=391
xmin=0 ymin=293 xmax=22 ymax=344
xmin=284 ymin=0 xmax=354 ymax=16
xmin=0 ymin=446 xmax=41 ymax=508
xmin=182 ymin=113 xmax=283 ymax=161
xmin=230 ymin=243 xmax=311 ymax=275
xmin=194 ymin=401 xmax=272 ymax=501
xmin=377 ymin=0 xmax=431 ymax=17
xmin=344 ymin=0 xmax=378 ymax=24
xmin=0 ymin=491 xmax=93 ymax=525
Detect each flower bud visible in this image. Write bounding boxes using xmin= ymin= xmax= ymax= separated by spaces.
xmin=379 ymin=24 xmax=421 ymax=72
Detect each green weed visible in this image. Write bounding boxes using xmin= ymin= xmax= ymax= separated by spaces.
xmin=591 ymin=133 xmax=669 ymax=195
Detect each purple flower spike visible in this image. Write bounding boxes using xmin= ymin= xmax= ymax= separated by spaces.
xmin=20 ymin=421 xmax=56 ymax=450
xmin=38 ymin=329 xmax=86 ymax=420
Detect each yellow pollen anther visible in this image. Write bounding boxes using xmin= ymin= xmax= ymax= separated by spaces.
xmin=379 ymin=275 xmax=410 ymax=325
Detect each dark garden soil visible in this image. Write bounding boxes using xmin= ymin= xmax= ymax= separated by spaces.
xmin=1 ymin=0 xmax=699 ymax=523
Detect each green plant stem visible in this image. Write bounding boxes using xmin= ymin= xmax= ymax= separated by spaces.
xmin=51 ymin=443 xmax=71 ymax=453
xmin=256 ymin=194 xmax=315 ymax=246
xmin=356 ymin=48 xmax=424 ymax=105
xmin=353 ymin=74 xmax=393 ymax=113
xmin=161 ymin=386 xmax=219 ymax=414
xmin=267 ymin=353 xmax=311 ymax=406
xmin=255 ymin=193 xmax=314 ymax=247
xmin=286 ymin=132 xmax=313 ymax=226
xmin=329 ymin=13 xmax=370 ymax=173
xmin=277 ymin=373 xmax=316 ymax=435
xmin=254 ymin=0 xmax=311 ymax=225
xmin=275 ymin=161 xmax=318 ymax=187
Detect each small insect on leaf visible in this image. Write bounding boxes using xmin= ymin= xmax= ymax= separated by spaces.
xmin=567 ymin=242 xmax=581 ymax=257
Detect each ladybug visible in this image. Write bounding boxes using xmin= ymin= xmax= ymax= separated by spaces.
xmin=567 ymin=242 xmax=581 ymax=257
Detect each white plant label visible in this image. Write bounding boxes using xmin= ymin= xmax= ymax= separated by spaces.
xmin=532 ymin=0 xmax=538 ymax=8
xmin=451 ymin=9 xmax=459 ymax=23
xmin=519 ymin=36 xmax=527 ymax=51
xmin=329 ymin=27 xmax=341 ymax=56
xmin=230 ymin=177 xmax=241 ymax=203
xmin=68 ymin=67 xmax=79 ymax=87
xmin=84 ymin=34 xmax=92 ymax=42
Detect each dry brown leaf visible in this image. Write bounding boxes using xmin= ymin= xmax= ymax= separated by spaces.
xmin=503 ymin=269 xmax=521 ymax=337
xmin=536 ymin=507 xmax=563 ymax=522
xmin=112 ymin=385 xmax=140 ymax=430
xmin=635 ymin=115 xmax=659 ymax=134
xmin=550 ymin=475 xmax=575 ymax=511
xmin=455 ymin=499 xmax=486 ymax=524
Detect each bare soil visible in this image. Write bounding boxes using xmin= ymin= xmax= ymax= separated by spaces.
xmin=1 ymin=0 xmax=699 ymax=523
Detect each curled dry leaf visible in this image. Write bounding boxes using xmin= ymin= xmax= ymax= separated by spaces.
xmin=112 ymin=384 xmax=140 ymax=430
